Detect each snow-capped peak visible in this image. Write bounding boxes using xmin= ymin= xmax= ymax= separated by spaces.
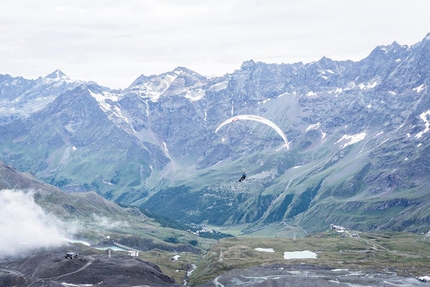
xmin=126 ymin=67 xmax=208 ymax=102
xmin=44 ymin=69 xmax=70 ymax=81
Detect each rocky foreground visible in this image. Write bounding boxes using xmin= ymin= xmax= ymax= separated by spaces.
xmin=0 ymin=244 xmax=181 ymax=287
xmin=2 ymin=245 xmax=429 ymax=287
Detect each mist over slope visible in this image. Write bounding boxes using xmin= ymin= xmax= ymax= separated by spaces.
xmin=0 ymin=189 xmax=68 ymax=257
xmin=0 ymin=34 xmax=430 ymax=234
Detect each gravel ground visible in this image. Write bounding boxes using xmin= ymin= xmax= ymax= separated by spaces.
xmin=198 ymin=264 xmax=429 ymax=287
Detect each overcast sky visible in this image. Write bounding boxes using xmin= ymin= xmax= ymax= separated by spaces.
xmin=1 ymin=0 xmax=429 ymax=89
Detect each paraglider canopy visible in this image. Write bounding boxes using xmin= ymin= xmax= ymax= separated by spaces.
xmin=215 ymin=114 xmax=290 ymax=150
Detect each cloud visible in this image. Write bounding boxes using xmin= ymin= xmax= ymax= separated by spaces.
xmin=92 ymin=214 xmax=129 ymax=229
xmin=1 ymin=0 xmax=430 ymax=89
xmin=0 ymin=189 xmax=69 ymax=257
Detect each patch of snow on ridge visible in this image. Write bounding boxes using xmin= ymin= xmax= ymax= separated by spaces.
xmin=89 ymin=90 xmax=118 ymax=111
xmin=185 ymin=88 xmax=205 ymax=101
xmin=255 ymin=248 xmax=275 ymax=252
xmin=89 ymin=90 xmax=129 ymax=123
xmin=327 ymin=87 xmax=344 ymax=95
xmin=359 ymin=80 xmax=377 ymax=89
xmin=131 ymin=68 xmax=207 ymax=102
xmin=415 ymin=110 xmax=430 ymax=139
xmin=335 ymin=132 xmax=366 ymax=149
xmin=306 ymin=122 xmax=320 ymax=132
xmin=133 ymin=73 xmax=178 ymax=102
xmin=321 ymin=131 xmax=327 ymax=143
xmin=163 ymin=142 xmax=169 ymax=153
xmin=413 ymin=84 xmax=426 ymax=93
xmin=43 ymin=69 xmax=71 ymax=82
xmin=259 ymin=98 xmax=271 ymax=105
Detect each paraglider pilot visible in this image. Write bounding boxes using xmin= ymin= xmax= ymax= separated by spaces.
xmin=239 ymin=172 xmax=247 ymax=182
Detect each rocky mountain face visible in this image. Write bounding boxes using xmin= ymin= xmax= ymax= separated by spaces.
xmin=1 ymin=34 xmax=430 ymax=233
xmin=0 ymin=70 xmax=85 ymax=125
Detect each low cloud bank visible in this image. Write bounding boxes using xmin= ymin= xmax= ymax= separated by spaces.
xmin=0 ymin=189 xmax=68 ymax=257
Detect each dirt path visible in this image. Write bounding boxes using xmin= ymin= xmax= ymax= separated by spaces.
xmin=26 ymin=257 xmax=95 ymax=287
xmin=0 ymin=267 xmax=25 ymax=277
xmin=54 ymin=257 xmax=95 ymax=280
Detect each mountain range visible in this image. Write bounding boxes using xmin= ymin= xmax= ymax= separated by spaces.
xmin=1 ymin=33 xmax=430 ymax=234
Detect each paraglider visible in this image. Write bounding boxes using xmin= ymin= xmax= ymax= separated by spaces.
xmin=215 ymin=114 xmax=290 ymax=150
xmin=239 ymin=172 xmax=247 ymax=182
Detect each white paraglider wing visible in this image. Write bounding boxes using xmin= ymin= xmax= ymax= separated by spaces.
xmin=215 ymin=114 xmax=290 ymax=150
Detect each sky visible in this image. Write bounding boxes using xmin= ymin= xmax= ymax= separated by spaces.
xmin=1 ymin=0 xmax=429 ymax=89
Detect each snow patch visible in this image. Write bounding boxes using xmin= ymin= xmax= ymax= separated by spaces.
xmin=185 ymin=88 xmax=205 ymax=101
xmin=418 ymin=276 xmax=430 ymax=282
xmin=321 ymin=131 xmax=327 ymax=143
xmin=305 ymin=122 xmax=320 ymax=132
xmin=61 ymin=283 xmax=93 ymax=287
xmin=89 ymin=90 xmax=119 ymax=111
xmin=359 ymin=81 xmax=377 ymax=89
xmin=145 ymin=99 xmax=149 ymax=117
xmin=135 ymin=73 xmax=177 ymax=102
xmin=255 ymin=248 xmax=275 ymax=253
xmin=172 ymin=255 xmax=180 ymax=261
xmin=163 ymin=142 xmax=169 ymax=153
xmin=277 ymin=92 xmax=294 ymax=98
xmin=335 ymin=132 xmax=366 ymax=148
xmin=415 ymin=110 xmax=430 ymax=139
xmin=131 ymin=69 xmax=207 ymax=102
xmin=89 ymin=89 xmax=130 ymax=126
xmin=413 ymin=84 xmax=426 ymax=93
xmin=327 ymin=87 xmax=343 ymax=95
xmin=284 ymin=250 xmax=317 ymax=259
